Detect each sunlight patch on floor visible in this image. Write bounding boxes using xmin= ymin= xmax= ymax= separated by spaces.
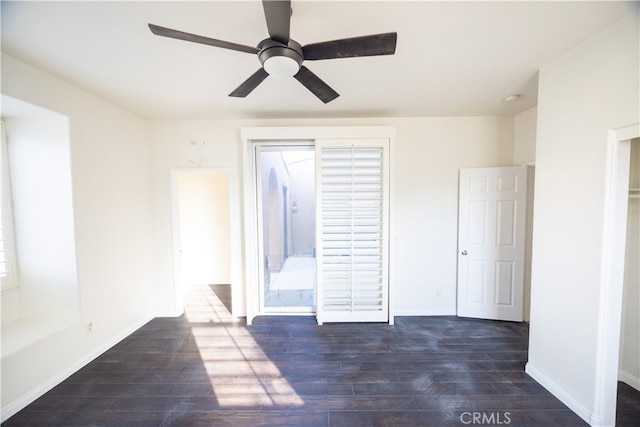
xmin=183 ymin=284 xmax=304 ymax=408
xmin=183 ymin=284 xmax=238 ymax=324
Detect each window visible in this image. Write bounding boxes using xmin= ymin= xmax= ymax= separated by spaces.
xmin=0 ymin=121 xmax=18 ymax=290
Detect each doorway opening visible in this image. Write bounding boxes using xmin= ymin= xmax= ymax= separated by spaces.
xmin=616 ymin=137 xmax=640 ymax=424
xmin=170 ymin=169 xmax=232 ymax=315
xmin=257 ymin=145 xmax=316 ymax=313
xmin=595 ymin=124 xmax=640 ymax=426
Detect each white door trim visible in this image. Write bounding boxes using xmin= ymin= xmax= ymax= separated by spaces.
xmin=592 ymin=123 xmax=639 ymax=427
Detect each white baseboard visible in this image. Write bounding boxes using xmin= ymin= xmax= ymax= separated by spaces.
xmin=619 ymin=369 xmax=640 ymax=391
xmin=525 ymin=362 xmax=592 ymax=425
xmin=392 ymin=309 xmax=457 ymax=316
xmin=1 ymin=314 xmax=154 ymax=423
xmin=154 ymin=310 xmax=184 ymax=318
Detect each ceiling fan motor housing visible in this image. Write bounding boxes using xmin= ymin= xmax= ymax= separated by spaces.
xmin=258 ymin=38 xmax=303 ymax=77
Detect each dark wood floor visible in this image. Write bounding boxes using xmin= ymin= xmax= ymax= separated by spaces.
xmin=3 ymin=285 xmax=639 ymax=426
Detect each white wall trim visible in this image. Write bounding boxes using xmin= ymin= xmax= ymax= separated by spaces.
xmin=525 ymin=362 xmax=592 ymax=425
xmin=388 ymin=134 xmax=396 ymax=326
xmin=241 ymin=138 xmax=259 ymax=324
xmin=592 ymin=123 xmax=640 ymax=427
xmin=1 ymin=315 xmax=153 ymax=422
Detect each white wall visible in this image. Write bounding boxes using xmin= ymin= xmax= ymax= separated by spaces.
xmin=1 ymin=288 xmax=20 ymax=325
xmin=148 ymin=116 xmax=514 ymax=318
xmin=149 ymin=121 xmax=245 ymax=316
xmin=176 ymin=171 xmax=231 ymax=286
xmin=514 ymin=106 xmax=537 ymax=166
xmin=1 ymin=53 xmax=154 ymax=419
xmin=527 ymin=10 xmax=639 ymax=424
xmin=392 ymin=117 xmax=514 ymax=314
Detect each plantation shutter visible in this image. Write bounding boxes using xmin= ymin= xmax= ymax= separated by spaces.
xmin=315 ymin=138 xmax=389 ymax=324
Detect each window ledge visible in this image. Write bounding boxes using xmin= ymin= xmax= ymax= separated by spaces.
xmin=1 ymin=318 xmax=80 ymax=359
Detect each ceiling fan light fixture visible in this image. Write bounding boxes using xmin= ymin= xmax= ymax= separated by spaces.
xmin=263 ymin=55 xmax=300 ymax=77
xmin=258 ymin=39 xmax=303 ymax=78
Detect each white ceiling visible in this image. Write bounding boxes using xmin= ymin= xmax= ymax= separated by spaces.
xmin=1 ymin=1 xmax=637 ymax=120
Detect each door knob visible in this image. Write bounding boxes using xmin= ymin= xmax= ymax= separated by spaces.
xmin=461 ymin=250 xmax=468 ymax=255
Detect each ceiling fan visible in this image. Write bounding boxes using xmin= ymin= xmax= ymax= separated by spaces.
xmin=148 ymin=0 xmax=397 ymax=104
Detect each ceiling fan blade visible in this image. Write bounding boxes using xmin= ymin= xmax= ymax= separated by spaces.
xmin=302 ymin=32 xmax=397 ymax=60
xmin=148 ymin=23 xmax=259 ymax=55
xmin=293 ymin=66 xmax=339 ymax=104
xmin=229 ymin=68 xmax=269 ymax=98
xmin=262 ymin=0 xmax=291 ymax=45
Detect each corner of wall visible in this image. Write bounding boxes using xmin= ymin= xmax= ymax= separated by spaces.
xmin=525 ymin=362 xmax=592 ymax=424
xmin=513 ymin=107 xmax=538 ymax=166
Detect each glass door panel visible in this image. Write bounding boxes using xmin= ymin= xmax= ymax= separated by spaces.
xmin=258 ymin=146 xmax=316 ymax=311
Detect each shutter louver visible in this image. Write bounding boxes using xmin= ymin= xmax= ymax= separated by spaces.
xmin=316 ymin=140 xmax=389 ymax=323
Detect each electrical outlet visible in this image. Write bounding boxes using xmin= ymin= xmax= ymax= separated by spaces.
xmin=86 ymin=322 xmax=93 ymax=334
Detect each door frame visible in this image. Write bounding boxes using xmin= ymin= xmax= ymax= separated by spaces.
xmin=241 ymin=127 xmax=396 ymax=325
xmin=169 ymin=168 xmax=233 ymax=316
xmin=592 ymin=123 xmax=639 ymax=426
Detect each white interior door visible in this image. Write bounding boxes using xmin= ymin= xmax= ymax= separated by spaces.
xmin=315 ymin=138 xmax=390 ymax=324
xmin=457 ymin=166 xmax=528 ymax=322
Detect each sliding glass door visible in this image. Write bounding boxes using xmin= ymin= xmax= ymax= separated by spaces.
xmin=252 ymin=137 xmax=390 ymax=322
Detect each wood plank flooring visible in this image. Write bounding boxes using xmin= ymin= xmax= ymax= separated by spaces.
xmin=3 ymin=285 xmax=639 ymax=426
